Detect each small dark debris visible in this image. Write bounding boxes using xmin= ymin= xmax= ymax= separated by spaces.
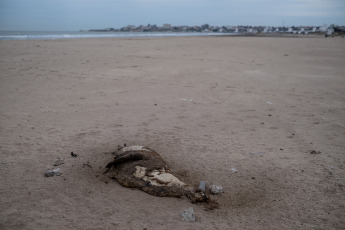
xmin=261 ymin=122 xmax=264 ymax=124
xmin=124 ymin=143 xmax=127 ymax=147
xmin=83 ymin=163 xmax=92 ymax=168
xmin=71 ymin=152 xmax=78 ymax=157
xmin=280 ymin=148 xmax=283 ymax=150
xmin=268 ymin=114 xmax=272 ymax=116
xmin=105 ymin=181 xmax=108 ymax=184
xmin=251 ymin=177 xmax=256 ymax=179
xmin=310 ymin=150 xmax=321 ymax=155
xmin=154 ymin=104 xmax=157 ymax=106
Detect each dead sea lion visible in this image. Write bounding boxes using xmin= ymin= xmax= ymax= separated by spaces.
xmin=105 ymin=146 xmax=208 ymax=203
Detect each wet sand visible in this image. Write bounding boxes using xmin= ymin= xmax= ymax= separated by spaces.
xmin=1 ymin=36 xmax=345 ymax=229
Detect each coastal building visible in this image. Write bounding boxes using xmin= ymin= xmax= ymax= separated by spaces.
xmin=327 ymin=27 xmax=334 ymax=35
xmin=263 ymin=26 xmax=271 ymax=33
xmin=319 ymin=25 xmax=329 ymax=32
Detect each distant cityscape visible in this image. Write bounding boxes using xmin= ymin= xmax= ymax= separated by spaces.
xmin=89 ymin=24 xmax=345 ymax=35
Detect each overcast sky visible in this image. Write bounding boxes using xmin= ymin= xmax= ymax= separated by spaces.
xmin=0 ymin=0 xmax=344 ymax=31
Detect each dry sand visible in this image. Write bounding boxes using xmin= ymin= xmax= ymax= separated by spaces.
xmin=0 ymin=36 xmax=344 ymax=229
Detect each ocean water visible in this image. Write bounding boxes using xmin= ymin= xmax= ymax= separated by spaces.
xmin=0 ymin=31 xmax=231 ymax=40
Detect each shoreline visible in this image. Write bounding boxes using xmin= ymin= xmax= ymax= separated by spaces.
xmin=1 ymin=30 xmax=340 ymax=41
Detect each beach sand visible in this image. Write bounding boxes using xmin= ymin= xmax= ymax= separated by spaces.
xmin=0 ymin=36 xmax=344 ymax=229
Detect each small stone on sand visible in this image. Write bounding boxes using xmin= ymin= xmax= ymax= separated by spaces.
xmin=181 ymin=207 xmax=195 ymax=222
xmin=210 ymin=185 xmax=223 ymax=194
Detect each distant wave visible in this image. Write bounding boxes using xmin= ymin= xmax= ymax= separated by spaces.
xmin=0 ymin=31 xmax=232 ymax=40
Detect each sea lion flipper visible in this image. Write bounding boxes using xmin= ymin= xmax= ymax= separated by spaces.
xmin=106 ymin=151 xmax=147 ymax=169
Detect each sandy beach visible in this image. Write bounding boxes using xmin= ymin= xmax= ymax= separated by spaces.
xmin=1 ymin=36 xmax=344 ymax=229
